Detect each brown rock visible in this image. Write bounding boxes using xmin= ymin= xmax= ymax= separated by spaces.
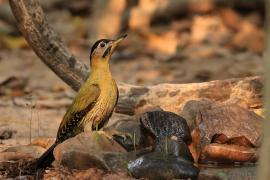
xmin=0 ymin=152 xmax=32 ymax=161
xmin=3 ymin=145 xmax=45 ymax=159
xmin=197 ymin=104 xmax=263 ymax=148
xmin=199 ymin=143 xmax=258 ymax=163
xmin=32 ymin=137 xmax=55 ymax=149
xmin=180 ymin=99 xmax=217 ymax=131
xmin=54 ymin=132 xmax=127 ymax=170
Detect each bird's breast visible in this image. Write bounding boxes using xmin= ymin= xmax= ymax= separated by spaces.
xmin=84 ymin=79 xmax=118 ymax=126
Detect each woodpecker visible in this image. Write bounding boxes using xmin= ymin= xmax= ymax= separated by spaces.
xmin=36 ymin=35 xmax=127 ymax=170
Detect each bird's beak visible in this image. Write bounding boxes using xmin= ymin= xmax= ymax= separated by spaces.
xmin=110 ymin=34 xmax=127 ymax=52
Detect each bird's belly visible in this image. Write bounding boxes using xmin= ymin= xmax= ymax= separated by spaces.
xmin=83 ymin=89 xmax=117 ymax=129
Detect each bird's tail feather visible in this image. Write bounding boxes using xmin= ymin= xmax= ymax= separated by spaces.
xmin=35 ymin=143 xmax=57 ymax=170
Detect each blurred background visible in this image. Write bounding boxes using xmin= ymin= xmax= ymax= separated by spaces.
xmin=0 ymin=0 xmax=265 ymax=145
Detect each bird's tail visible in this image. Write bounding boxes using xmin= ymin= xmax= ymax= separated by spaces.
xmin=35 ymin=143 xmax=57 ymax=170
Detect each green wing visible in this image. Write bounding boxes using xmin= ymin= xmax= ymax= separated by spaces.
xmin=56 ymin=84 xmax=100 ymax=142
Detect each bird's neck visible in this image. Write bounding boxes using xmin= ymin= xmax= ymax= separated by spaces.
xmin=88 ymin=62 xmax=113 ymax=83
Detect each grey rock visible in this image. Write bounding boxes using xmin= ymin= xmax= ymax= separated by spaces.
xmin=128 ymin=152 xmax=199 ymax=180
xmin=54 ymin=132 xmax=127 ymax=171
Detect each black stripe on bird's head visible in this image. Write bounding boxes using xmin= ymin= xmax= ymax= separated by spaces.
xmin=90 ymin=39 xmax=110 ymax=60
xmin=89 ymin=35 xmax=127 ymax=64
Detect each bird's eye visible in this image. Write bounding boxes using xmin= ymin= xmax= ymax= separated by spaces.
xmin=100 ymin=42 xmax=106 ymax=48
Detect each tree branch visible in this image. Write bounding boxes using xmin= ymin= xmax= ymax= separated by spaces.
xmin=9 ymin=0 xmax=89 ymax=91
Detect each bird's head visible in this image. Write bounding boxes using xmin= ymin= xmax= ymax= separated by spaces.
xmin=90 ymin=34 xmax=127 ymax=69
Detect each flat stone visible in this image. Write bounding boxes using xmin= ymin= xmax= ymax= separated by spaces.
xmin=199 ymin=143 xmax=258 ymax=164
xmin=3 ymin=145 xmax=45 ymax=159
xmin=0 ymin=152 xmax=33 ymax=161
xmin=128 ymin=152 xmax=199 ymax=179
xmin=54 ymin=132 xmax=127 ymax=171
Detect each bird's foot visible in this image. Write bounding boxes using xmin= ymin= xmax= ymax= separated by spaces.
xmin=97 ymin=130 xmax=114 ymax=140
xmin=114 ymin=132 xmax=133 ymax=141
xmin=98 ymin=130 xmax=133 ymax=141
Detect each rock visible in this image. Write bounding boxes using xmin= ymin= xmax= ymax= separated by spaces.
xmin=140 ymin=111 xmax=192 ymax=144
xmin=103 ymin=119 xmax=147 ymax=151
xmin=154 ymin=137 xmax=194 ymax=162
xmin=199 ymin=143 xmax=258 ymax=164
xmin=32 ymin=137 xmax=55 ymax=149
xmin=0 ymin=152 xmax=33 ymax=161
xmin=3 ymin=145 xmax=45 ymax=159
xmin=212 ymin=134 xmax=254 ymax=147
xmin=180 ymin=99 xmax=216 ymax=131
xmin=128 ymin=152 xmax=199 ymax=179
xmin=53 ymin=132 xmax=127 ymax=171
xmin=197 ymin=104 xmax=263 ymax=148
xmin=198 ymin=166 xmax=257 ymax=180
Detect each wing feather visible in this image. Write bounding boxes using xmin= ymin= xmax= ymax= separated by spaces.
xmin=56 ymin=84 xmax=100 ymax=142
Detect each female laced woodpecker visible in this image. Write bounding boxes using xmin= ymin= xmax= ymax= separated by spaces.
xmin=36 ymin=35 xmax=127 ymax=170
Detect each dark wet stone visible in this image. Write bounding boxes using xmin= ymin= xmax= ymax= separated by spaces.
xmin=139 ymin=111 xmax=192 ymax=144
xmin=154 ymin=137 xmax=194 ymax=162
xmin=128 ymin=152 xmax=199 ymax=180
